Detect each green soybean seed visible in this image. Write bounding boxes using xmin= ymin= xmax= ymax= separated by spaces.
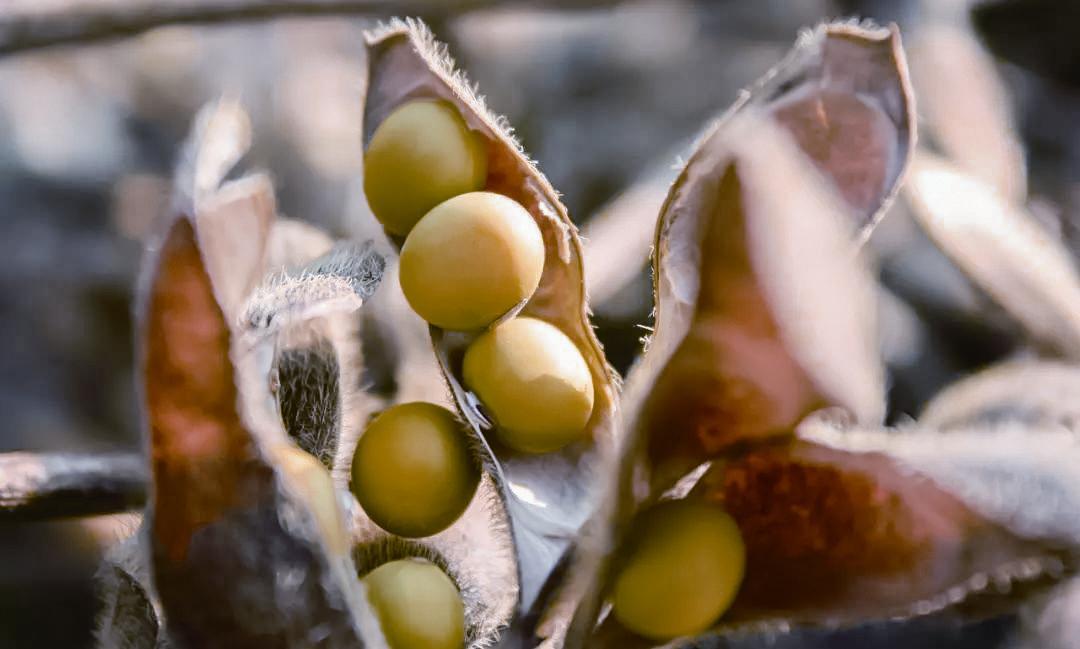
xmin=463 ymin=316 xmax=594 ymax=453
xmin=364 ymin=99 xmax=487 ymax=237
xmin=611 ymin=500 xmax=745 ymax=640
xmin=399 ymin=192 xmax=545 ymax=331
xmin=364 ymin=558 xmax=465 ymax=649
xmin=350 ymin=402 xmax=480 ymax=538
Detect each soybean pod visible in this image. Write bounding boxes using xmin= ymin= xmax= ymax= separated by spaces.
xmin=554 ymin=22 xmax=1077 ymax=649
xmin=359 ymin=19 xmax=619 ymax=626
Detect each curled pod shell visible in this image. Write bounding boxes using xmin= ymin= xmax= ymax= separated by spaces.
xmin=920 ymin=359 xmax=1080 ymax=432
xmin=96 ymin=100 xmax=391 ymax=648
xmin=908 ymin=18 xmax=1027 ymax=203
xmin=553 ymin=22 xmax=915 ymax=647
xmin=141 ymin=211 xmax=386 ymax=648
xmin=628 ymin=20 xmax=915 ymax=491
xmin=361 ymin=18 xmax=619 ymax=620
xmin=904 ymin=151 xmax=1080 ymax=359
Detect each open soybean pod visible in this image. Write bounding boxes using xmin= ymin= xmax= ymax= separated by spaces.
xmin=579 ymin=423 xmax=1071 ymax=648
xmin=97 ymin=100 xmax=391 ymax=648
xmin=625 ymin=20 xmax=914 ymax=504
xmin=139 ymin=210 xmax=386 ymax=648
xmin=551 ymin=22 xmax=916 ymax=647
xmin=627 ymin=21 xmax=916 ymax=494
xmin=360 ymin=18 xmax=619 ymax=621
xmin=244 ymin=226 xmax=517 ymax=648
xmin=791 ymin=421 xmax=1080 ymax=641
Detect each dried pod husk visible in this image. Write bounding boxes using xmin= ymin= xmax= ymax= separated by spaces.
xmin=362 ymin=18 xmax=619 ymax=618
xmin=842 ymin=392 xmax=1080 ymax=649
xmin=798 ymin=420 xmax=1080 ymax=558
xmin=632 ymin=21 xmax=913 ymax=490
xmin=140 ymin=213 xmax=386 ymax=648
xmin=551 ymin=22 xmax=914 ymax=647
xmin=920 ymin=360 xmax=1080 ymax=432
xmin=904 ymin=151 xmax=1080 ymax=359
xmin=586 ymin=420 xmax=1075 ymax=648
xmin=174 ymin=99 xmax=273 ymax=326
xmin=95 ymin=100 xmax=388 ymax=648
xmin=908 ymin=17 xmax=1026 ymax=203
xmin=243 ymin=236 xmax=386 ymax=483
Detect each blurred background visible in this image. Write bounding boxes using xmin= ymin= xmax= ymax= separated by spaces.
xmin=0 ymin=0 xmax=1076 ymax=646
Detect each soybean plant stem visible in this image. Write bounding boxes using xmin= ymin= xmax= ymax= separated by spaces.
xmin=0 ymin=0 xmax=624 ymax=56
xmin=0 ymin=451 xmax=147 ymax=521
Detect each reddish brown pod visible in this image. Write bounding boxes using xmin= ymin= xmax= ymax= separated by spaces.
xmin=141 ymin=213 xmax=384 ymax=649
xmin=690 ymin=440 xmax=1060 ymax=625
xmin=93 ymin=100 xmax=392 ymax=649
xmin=583 ymin=428 xmax=1069 ymax=648
xmin=634 ymin=22 xmax=915 ymax=491
xmin=549 ymin=22 xmax=918 ymax=648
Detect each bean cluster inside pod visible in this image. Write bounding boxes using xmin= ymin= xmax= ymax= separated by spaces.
xmin=186 ymin=100 xmax=514 ymax=649
xmin=358 ymin=18 xmax=619 ymax=633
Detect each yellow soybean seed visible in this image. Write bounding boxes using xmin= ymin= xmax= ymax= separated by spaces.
xmin=364 ymin=558 xmax=465 ymax=649
xmin=463 ymin=317 xmax=594 ymax=453
xmin=350 ymin=402 xmax=479 ymax=538
xmin=611 ymin=500 xmax=745 ymax=640
xmin=399 ymin=192 xmax=545 ymax=331
xmin=271 ymin=445 xmax=349 ymax=556
xmin=364 ymin=100 xmax=487 ymax=237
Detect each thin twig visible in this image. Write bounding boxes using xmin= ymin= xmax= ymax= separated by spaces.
xmin=0 ymin=0 xmax=620 ymax=56
xmin=0 ymin=451 xmax=147 ymax=521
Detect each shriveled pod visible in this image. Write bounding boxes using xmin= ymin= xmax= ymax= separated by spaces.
xmin=552 ymin=22 xmax=915 ymax=647
xmin=360 ymin=18 xmax=619 ymax=619
xmin=905 ymin=151 xmax=1080 ymax=359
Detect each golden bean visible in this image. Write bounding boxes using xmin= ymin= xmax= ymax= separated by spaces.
xmin=364 ymin=558 xmax=465 ymax=649
xmin=364 ymin=100 xmax=487 ymax=237
xmin=611 ymin=500 xmax=745 ymax=640
xmin=400 ymin=192 xmax=545 ymax=331
xmin=350 ymin=403 xmax=479 ymax=538
xmin=463 ymin=317 xmax=593 ymax=453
